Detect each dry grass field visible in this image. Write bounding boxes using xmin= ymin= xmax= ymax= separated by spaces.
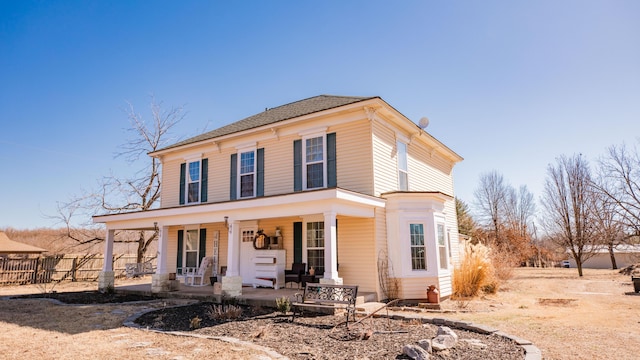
xmin=436 ymin=267 xmax=640 ymax=359
xmin=0 ymin=267 xmax=638 ymax=359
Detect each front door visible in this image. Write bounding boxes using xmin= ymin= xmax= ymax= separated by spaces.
xmin=239 ymin=226 xmax=257 ymax=285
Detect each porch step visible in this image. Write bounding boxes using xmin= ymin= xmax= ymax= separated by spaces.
xmin=356 ymin=292 xmax=377 ymax=305
xmin=356 ymin=302 xmax=387 ymax=315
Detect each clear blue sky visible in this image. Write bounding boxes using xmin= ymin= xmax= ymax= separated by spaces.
xmin=1 ymin=1 xmax=639 ymax=229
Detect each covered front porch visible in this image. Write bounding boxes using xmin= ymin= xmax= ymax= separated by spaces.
xmin=112 ymin=278 xmax=378 ymax=308
xmin=94 ymin=188 xmax=386 ymax=299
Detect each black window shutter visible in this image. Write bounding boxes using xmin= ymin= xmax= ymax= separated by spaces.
xmin=199 ymin=228 xmax=207 ymax=265
xmin=230 ymin=153 xmax=237 ymax=200
xmin=293 ymin=140 xmax=302 ymax=191
xmin=294 ymin=221 xmax=303 ymax=263
xmin=179 ymin=163 xmax=186 ymax=205
xmin=327 ymin=132 xmax=337 ymax=187
xmin=257 ymin=148 xmax=264 ymax=197
xmin=177 ymin=230 xmax=184 ymax=274
xmin=201 ymin=158 xmax=208 ymax=203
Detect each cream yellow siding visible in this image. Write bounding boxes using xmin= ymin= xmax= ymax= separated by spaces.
xmin=374 ymin=207 xmax=391 ymax=300
xmin=336 ymin=217 xmax=377 ymax=293
xmin=397 ymin=276 xmax=440 ymax=300
xmin=332 ymin=119 xmax=374 ymax=195
xmin=262 ymin=135 xmax=295 ymax=196
xmin=408 ymin=141 xmax=454 ymax=194
xmin=161 ymin=158 xmax=182 ymax=208
xmin=371 ymin=120 xmax=398 ymax=196
xmin=208 ymin=148 xmax=234 ymax=202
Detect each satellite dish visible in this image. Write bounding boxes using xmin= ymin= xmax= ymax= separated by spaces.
xmin=419 ymin=116 xmax=430 ymax=129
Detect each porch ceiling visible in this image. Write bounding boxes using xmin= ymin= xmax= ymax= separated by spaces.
xmin=92 ymin=188 xmax=385 ymax=230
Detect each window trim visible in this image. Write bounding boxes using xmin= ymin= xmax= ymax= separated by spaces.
xmin=186 ymin=159 xmax=202 ymax=204
xmin=302 ymin=133 xmax=327 ymax=190
xmin=409 ymin=223 xmax=427 ymax=271
xmin=397 ymin=140 xmax=408 ymax=191
xmin=437 ymin=223 xmax=448 ymax=270
xmin=237 ymin=148 xmax=257 ymax=199
xmin=303 ymin=220 xmax=325 ymax=275
xmin=183 ymin=228 xmax=200 ymax=269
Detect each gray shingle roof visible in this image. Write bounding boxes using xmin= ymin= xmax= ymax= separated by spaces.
xmin=159 ymin=95 xmax=377 ymax=152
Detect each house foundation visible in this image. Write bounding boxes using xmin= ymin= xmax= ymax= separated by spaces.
xmin=221 ymin=275 xmax=243 ymax=297
xmin=98 ymin=271 xmax=114 ymax=292
xmin=151 ymin=273 xmax=180 ymax=293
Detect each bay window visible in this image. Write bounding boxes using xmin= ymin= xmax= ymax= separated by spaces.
xmin=410 ymin=223 xmax=426 ymax=270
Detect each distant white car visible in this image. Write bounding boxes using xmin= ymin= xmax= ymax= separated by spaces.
xmin=562 ymin=260 xmax=571 ymax=268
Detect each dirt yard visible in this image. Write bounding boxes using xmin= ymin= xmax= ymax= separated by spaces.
xmin=434 ymin=267 xmax=640 ymax=359
xmin=0 ymin=268 xmax=638 ymax=359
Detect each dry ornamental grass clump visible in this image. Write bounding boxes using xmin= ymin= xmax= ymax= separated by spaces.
xmin=452 ymin=243 xmax=498 ymax=298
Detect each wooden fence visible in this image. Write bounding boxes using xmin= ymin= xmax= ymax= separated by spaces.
xmin=0 ymin=254 xmax=157 ymax=286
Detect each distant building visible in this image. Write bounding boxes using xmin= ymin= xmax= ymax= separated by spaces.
xmin=0 ymin=232 xmax=47 ymax=256
xmin=566 ymin=244 xmax=640 ymax=269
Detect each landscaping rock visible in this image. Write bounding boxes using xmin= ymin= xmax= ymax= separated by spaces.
xmin=402 ymin=344 xmax=430 ymax=360
xmin=416 ymin=339 xmax=432 ymax=353
xmin=432 ymin=335 xmax=457 ymax=351
xmin=436 ymin=326 xmax=459 ymax=341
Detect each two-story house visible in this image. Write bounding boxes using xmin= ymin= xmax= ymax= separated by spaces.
xmin=94 ymin=95 xmax=463 ymax=301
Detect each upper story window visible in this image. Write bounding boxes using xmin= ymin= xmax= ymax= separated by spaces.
xmin=180 ymin=157 xmax=208 ymax=205
xmin=304 ymin=135 xmax=326 ymax=189
xmin=294 ymin=132 xmax=336 ymax=192
xmin=187 ymin=160 xmax=201 ymax=203
xmin=397 ymin=140 xmax=408 ymax=191
xmin=230 ymin=148 xmax=263 ymax=200
xmin=239 ymin=150 xmax=256 ymax=198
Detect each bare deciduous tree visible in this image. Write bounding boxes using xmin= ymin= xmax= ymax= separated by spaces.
xmin=596 ymin=142 xmax=640 ymax=235
xmin=54 ymin=97 xmax=186 ymax=262
xmin=541 ymin=154 xmax=600 ymax=276
xmin=474 ymin=170 xmax=509 ymax=243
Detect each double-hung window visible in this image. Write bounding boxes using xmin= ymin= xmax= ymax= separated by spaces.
xmin=437 ymin=223 xmax=448 ymax=270
xmin=184 ymin=229 xmax=200 ymax=269
xmin=187 ymin=160 xmax=201 ymax=203
xmin=410 ymin=223 xmax=426 ymax=270
xmin=306 ymin=221 xmax=325 ymax=275
xmin=397 ymin=141 xmax=408 ymax=191
xmin=180 ymin=157 xmax=207 ymax=205
xmin=304 ymin=136 xmax=325 ymax=189
xmin=239 ymin=150 xmax=256 ymax=198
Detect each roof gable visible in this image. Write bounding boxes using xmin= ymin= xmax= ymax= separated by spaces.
xmin=0 ymin=232 xmax=47 ymax=254
xmin=158 ymin=95 xmax=376 ymax=152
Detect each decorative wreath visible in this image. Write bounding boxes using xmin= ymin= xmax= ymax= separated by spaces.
xmin=253 ymin=230 xmax=269 ymax=250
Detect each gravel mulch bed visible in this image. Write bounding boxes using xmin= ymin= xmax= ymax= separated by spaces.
xmin=135 ymin=301 xmax=525 ymax=360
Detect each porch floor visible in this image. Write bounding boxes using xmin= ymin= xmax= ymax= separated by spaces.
xmin=114 ymin=281 xmax=377 ymax=308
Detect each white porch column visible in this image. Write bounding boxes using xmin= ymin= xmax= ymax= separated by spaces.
xmin=98 ymin=228 xmax=115 ymax=292
xmin=226 ymin=220 xmax=241 ymax=276
xmin=151 ymin=224 xmax=179 ymax=293
xmin=102 ymin=229 xmax=115 ymax=271
xmin=222 ymin=220 xmax=242 ymax=297
xmin=156 ymin=225 xmax=169 ymax=274
xmin=321 ymin=211 xmax=342 ymax=285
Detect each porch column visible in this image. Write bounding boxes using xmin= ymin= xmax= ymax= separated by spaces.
xmin=151 ymin=224 xmax=179 ymax=293
xmin=222 ymin=220 xmax=242 ymax=297
xmin=156 ymin=225 xmax=169 ymax=274
xmin=98 ymin=228 xmax=115 ymax=292
xmin=320 ymin=211 xmax=342 ymax=285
